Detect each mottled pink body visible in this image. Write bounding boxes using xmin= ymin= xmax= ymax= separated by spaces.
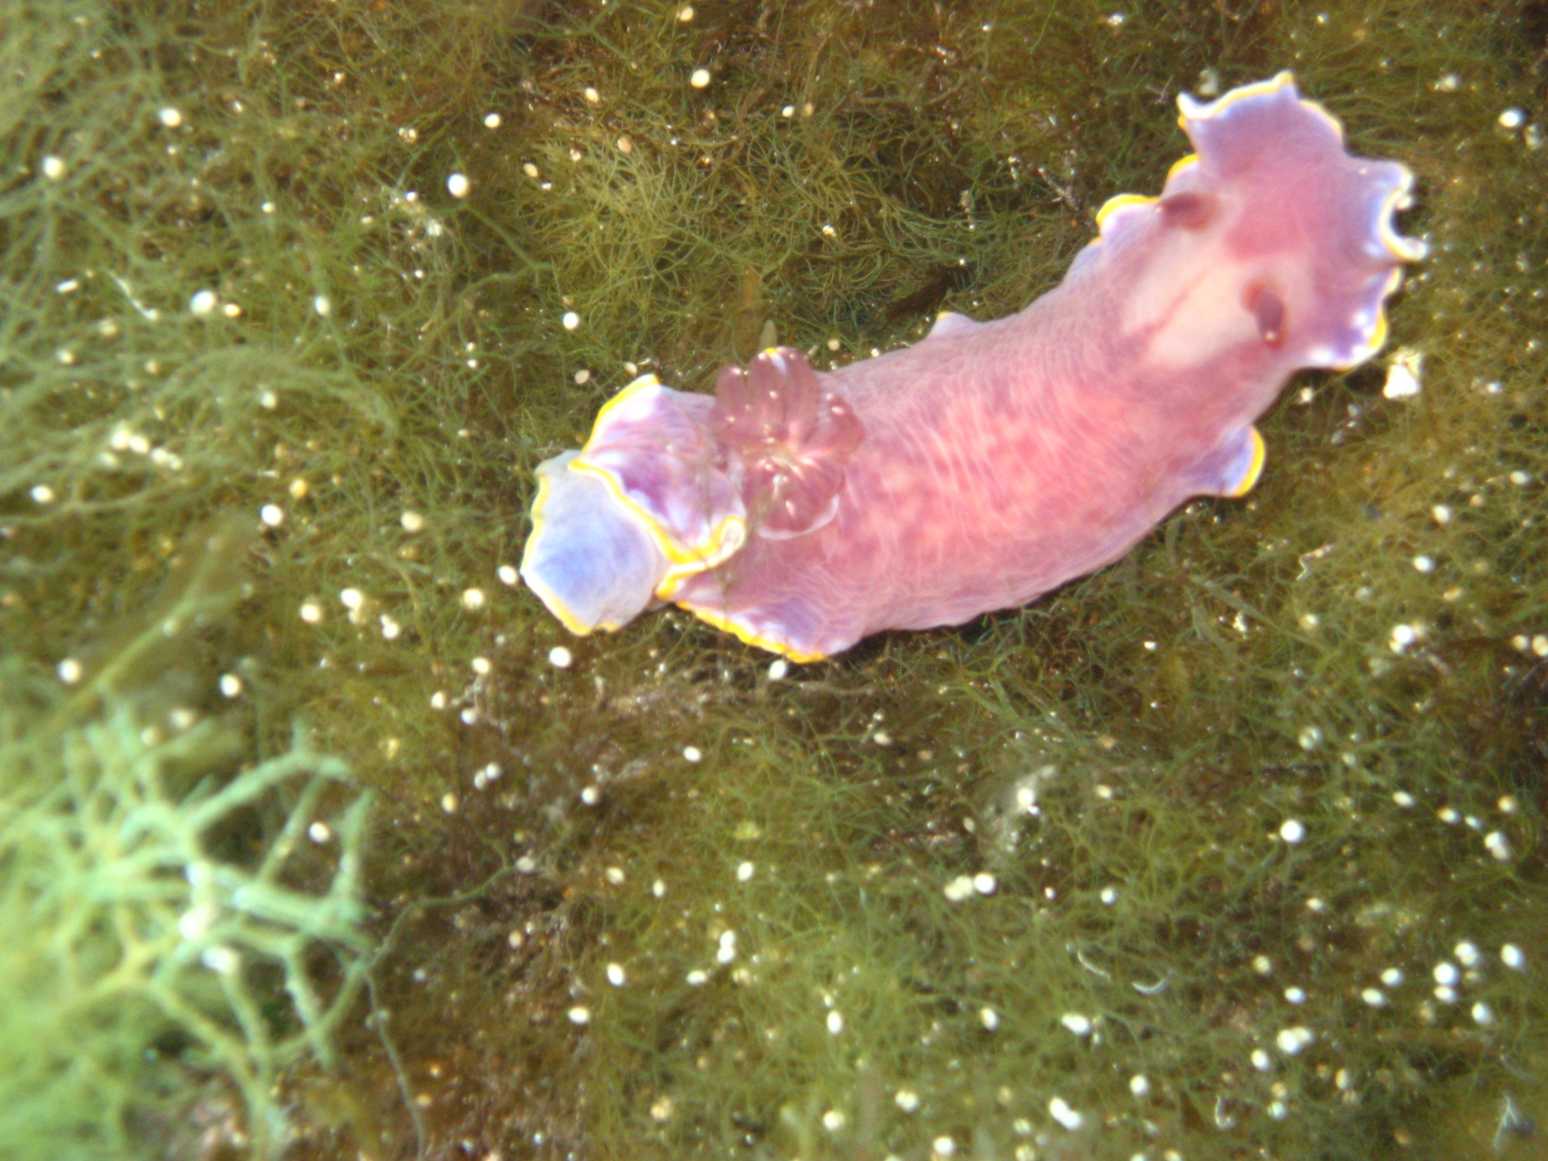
xmin=521 ymin=74 xmax=1424 ymax=660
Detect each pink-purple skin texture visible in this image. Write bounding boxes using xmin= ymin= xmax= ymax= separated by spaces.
xmin=520 ymin=72 xmax=1426 ymax=662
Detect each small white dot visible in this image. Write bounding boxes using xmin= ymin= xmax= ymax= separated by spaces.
xmin=548 ymin=645 xmax=573 ymax=669
xmin=1381 ymin=967 xmax=1405 ymax=987
xmin=299 ymin=600 xmax=323 ymax=624
xmin=483 ymin=112 xmax=502 ymax=128
xmin=1129 ymin=1074 xmax=1150 ymax=1097
xmin=943 ymin=875 xmax=974 ymax=902
xmin=1048 ymin=1096 xmax=1083 ymax=1130
xmin=1382 ymin=351 xmax=1422 ymax=399
xmin=690 ymin=67 xmax=711 ymax=89
xmin=567 ymin=1006 xmax=590 ymax=1025
xmin=562 ymin=310 xmax=580 ymax=331
xmin=1275 ymin=1026 xmax=1313 ymax=1055
xmin=471 ymin=655 xmax=492 ymax=676
xmin=1499 ymin=107 xmax=1526 ymax=129
xmin=461 ymin=587 xmax=486 ymax=610
xmin=821 ymin=1109 xmax=846 ymax=1132
xmin=441 ymin=792 xmax=459 ymax=813
xmin=1251 ymin=1048 xmax=1272 ymax=1072
xmin=1471 ymin=1002 xmax=1494 ymax=1025
xmin=497 ymin=564 xmax=519 ymax=586
xmin=682 ymin=745 xmax=703 ymax=763
xmin=339 ymin=587 xmax=364 ymax=610
xmin=979 ymin=1007 xmax=999 ymax=1031
xmin=189 ymin=288 xmax=218 ymax=316
xmin=1361 ymin=987 xmax=1387 ymax=1007
xmin=583 ymin=86 xmax=600 ymax=105
xmin=260 ymin=503 xmax=284 ymax=527
xmin=158 ymin=106 xmax=184 ymax=128
xmin=1284 ymin=986 xmax=1307 ymax=1004
xmin=767 ymin=658 xmax=789 ymax=680
xmin=447 ymin=172 xmax=470 ymax=198
xmin=30 ymin=484 xmax=55 ymax=505
xmin=932 ymin=1135 xmax=956 ymax=1157
xmin=1413 ymin=554 xmax=1435 ymax=573
xmin=1501 ymin=943 xmax=1525 ymax=970
xmin=41 ymin=155 xmax=66 ymax=180
xmin=313 ymin=294 xmax=332 ymax=317
xmin=219 ymin=673 xmax=243 ymax=698
xmin=1060 ymin=1012 xmax=1092 ymax=1037
xmin=895 ymin=1088 xmax=920 ymax=1112
xmin=736 ymin=861 xmax=754 ymax=882
xmin=57 ymin=658 xmax=83 ymax=685
xmin=1433 ymin=961 xmax=1460 ymax=986
xmin=1454 ymin=941 xmax=1481 ymax=968
xmin=400 ymin=510 xmax=425 ymax=532
xmin=972 ymin=871 xmax=997 ymax=895
xmin=201 ymin=946 xmax=239 ymax=975
xmin=606 ymin=962 xmax=626 ymax=986
xmin=677 ymin=4 xmax=694 ymax=20
xmin=1279 ymin=818 xmax=1306 ymax=844
xmin=307 ymin=820 xmax=332 ymax=843
xmin=826 ymin=1010 xmax=843 ymax=1034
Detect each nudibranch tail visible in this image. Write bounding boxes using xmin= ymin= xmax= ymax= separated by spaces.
xmin=711 ymin=347 xmax=864 ymax=540
xmin=519 ymin=374 xmax=746 ymax=633
xmin=520 ymin=451 xmax=668 ymax=634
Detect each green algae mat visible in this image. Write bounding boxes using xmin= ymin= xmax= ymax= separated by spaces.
xmin=1 ymin=2 xmax=1544 ymax=1159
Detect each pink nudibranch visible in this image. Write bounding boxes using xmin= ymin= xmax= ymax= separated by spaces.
xmin=521 ymin=72 xmax=1425 ymax=662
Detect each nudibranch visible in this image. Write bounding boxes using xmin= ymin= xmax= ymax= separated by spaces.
xmin=521 ymin=72 xmax=1426 ymax=661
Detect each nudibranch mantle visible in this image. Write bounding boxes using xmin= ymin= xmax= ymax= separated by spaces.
xmin=521 ymin=72 xmax=1425 ymax=661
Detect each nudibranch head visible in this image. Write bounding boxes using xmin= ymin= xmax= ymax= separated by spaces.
xmin=1088 ymin=71 xmax=1425 ymax=376
xmin=1174 ymin=71 xmax=1426 ymax=370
